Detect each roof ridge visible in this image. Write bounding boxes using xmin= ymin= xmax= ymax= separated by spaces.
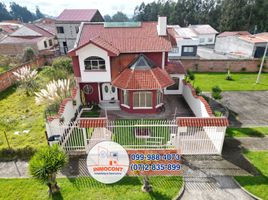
xmin=150 ymin=68 xmax=161 ymax=88
xmin=32 ymin=24 xmax=53 ymax=36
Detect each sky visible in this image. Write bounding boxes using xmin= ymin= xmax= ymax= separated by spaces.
xmin=2 ymin=0 xmax=156 ymax=17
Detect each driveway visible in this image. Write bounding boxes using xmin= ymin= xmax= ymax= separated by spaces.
xmin=219 ymin=91 xmax=268 ymax=127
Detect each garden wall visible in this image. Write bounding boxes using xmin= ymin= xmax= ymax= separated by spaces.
xmin=0 ymin=56 xmax=52 ymax=92
xmin=182 ymin=80 xmax=213 ymax=117
xmin=179 ymin=58 xmax=266 ymax=72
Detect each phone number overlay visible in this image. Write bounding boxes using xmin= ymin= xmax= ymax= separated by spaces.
xmin=130 ymin=163 xmax=180 ymax=171
xmin=130 ymin=153 xmax=180 ymax=161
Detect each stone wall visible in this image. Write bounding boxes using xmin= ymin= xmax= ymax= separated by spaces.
xmin=179 ymin=58 xmax=266 ymax=72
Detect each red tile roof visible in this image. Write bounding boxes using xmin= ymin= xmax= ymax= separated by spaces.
xmin=177 ymin=117 xmax=229 ymax=127
xmin=74 ymin=22 xmax=172 ymax=53
xmin=239 ymin=34 xmax=268 ymax=43
xmin=79 ymin=118 xmax=107 ymax=128
xmin=25 ymin=24 xmax=54 ymax=37
xmin=165 ymin=61 xmax=186 ymax=74
xmin=217 ymin=31 xmax=250 ymax=38
xmin=57 ymin=9 xmax=99 ymax=22
xmin=112 ymin=67 xmax=174 ymax=90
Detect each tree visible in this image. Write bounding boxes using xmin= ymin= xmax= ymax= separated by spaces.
xmin=104 ymin=14 xmax=112 ymax=22
xmin=22 ymin=47 xmax=36 ymax=62
xmin=112 ymin=11 xmax=129 ymax=22
xmin=35 ymin=6 xmax=44 ymax=19
xmin=29 ymin=144 xmax=68 ymax=195
xmin=10 ymin=2 xmax=35 ymax=22
xmin=0 ymin=2 xmax=12 ymax=21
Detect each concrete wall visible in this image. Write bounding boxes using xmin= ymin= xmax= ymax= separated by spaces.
xmin=215 ymin=36 xmax=255 ymax=57
xmin=0 ymin=43 xmax=38 ymax=56
xmin=179 ymin=58 xmax=263 ymax=72
xmin=182 ymin=82 xmax=210 ymax=117
xmin=164 ymin=74 xmax=185 ymax=95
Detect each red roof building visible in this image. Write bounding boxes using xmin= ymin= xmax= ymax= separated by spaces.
xmin=69 ymin=17 xmax=186 ymax=113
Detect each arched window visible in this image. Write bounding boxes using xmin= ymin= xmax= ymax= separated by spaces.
xmin=84 ymin=56 xmax=105 ymax=70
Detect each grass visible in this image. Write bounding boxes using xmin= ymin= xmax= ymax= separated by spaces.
xmin=0 ymin=86 xmax=46 ymax=160
xmin=0 ymin=66 xmax=11 ymax=73
xmin=0 ymin=176 xmax=183 ymax=200
xmin=226 ymin=127 xmax=268 ymax=137
xmin=194 ymin=72 xmax=268 ymax=91
xmin=113 ymin=120 xmax=170 ymax=148
xmin=235 ymin=151 xmax=268 ymax=200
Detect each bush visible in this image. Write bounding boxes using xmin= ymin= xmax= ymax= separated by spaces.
xmin=212 ymin=86 xmax=222 ymax=100
xmin=39 ymin=66 xmax=66 ymax=81
xmin=226 ymin=68 xmax=233 ymax=81
xmin=214 ymin=110 xmax=223 ymax=117
xmin=195 ymin=86 xmax=202 ymax=95
xmin=52 ymin=56 xmax=73 ymax=74
xmin=22 ymin=47 xmax=36 ymax=62
xmin=241 ymin=67 xmax=247 ymax=72
xmin=186 ymin=69 xmax=195 ymax=83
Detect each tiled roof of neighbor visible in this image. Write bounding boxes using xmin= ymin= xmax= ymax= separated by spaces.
xmin=165 ymin=61 xmax=186 ymax=74
xmin=10 ymin=24 xmax=54 ymax=37
xmin=189 ymin=24 xmax=218 ymax=35
xmin=239 ymin=34 xmax=268 ymax=43
xmin=0 ymin=36 xmax=44 ymax=44
xmin=255 ymin=32 xmax=268 ymax=40
xmin=57 ymin=9 xmax=98 ymax=22
xmin=112 ymin=67 xmax=174 ymax=90
xmin=75 ymin=22 xmax=172 ymax=53
xmin=217 ymin=31 xmax=251 ymax=38
xmin=34 ymin=23 xmax=57 ymax=35
xmin=177 ymin=117 xmax=229 ymax=127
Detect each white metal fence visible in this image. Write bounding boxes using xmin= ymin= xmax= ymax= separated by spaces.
xmin=47 ymin=118 xmax=226 ymax=155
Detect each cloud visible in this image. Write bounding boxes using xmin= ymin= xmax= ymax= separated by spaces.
xmin=2 ymin=0 xmax=156 ymax=17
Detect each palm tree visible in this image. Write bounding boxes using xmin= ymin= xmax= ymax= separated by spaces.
xmin=29 ymin=144 xmax=68 ymax=195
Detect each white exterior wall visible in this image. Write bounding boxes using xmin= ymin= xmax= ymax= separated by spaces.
xmin=169 ymin=38 xmax=199 ymax=57
xmin=182 ymin=83 xmax=210 ymax=117
xmin=198 ymin=34 xmax=216 ymax=45
xmin=37 ymin=37 xmax=57 ymax=50
xmin=215 ymin=36 xmax=255 ymax=58
xmin=76 ymin=43 xmax=111 ymax=83
xmin=164 ymin=74 xmax=185 ymax=94
xmin=46 ymin=88 xmax=82 ymax=138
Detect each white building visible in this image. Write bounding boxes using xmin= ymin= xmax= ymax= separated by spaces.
xmin=56 ymin=9 xmax=103 ymax=55
xmin=189 ymin=24 xmax=218 ymax=45
xmin=168 ymin=25 xmax=199 ymax=59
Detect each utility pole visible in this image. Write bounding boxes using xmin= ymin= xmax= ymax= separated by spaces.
xmin=256 ymin=42 xmax=268 ymax=84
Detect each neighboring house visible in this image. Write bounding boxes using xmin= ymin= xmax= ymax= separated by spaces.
xmin=69 ymin=17 xmax=186 ymax=113
xmin=56 ymin=9 xmax=104 ymax=55
xmin=168 ymin=25 xmax=199 ymax=59
xmin=215 ymin=31 xmax=268 ymax=58
xmin=0 ymin=23 xmax=57 ymax=56
xmin=189 ymin=24 xmax=218 ymax=45
xmin=0 ymin=22 xmax=22 ymax=41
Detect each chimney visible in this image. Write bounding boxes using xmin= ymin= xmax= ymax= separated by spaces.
xmin=157 ymin=16 xmax=167 ymax=36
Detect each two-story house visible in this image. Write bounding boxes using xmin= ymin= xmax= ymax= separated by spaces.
xmin=69 ymin=17 xmax=185 ymax=113
xmin=56 ymin=9 xmax=104 ymax=54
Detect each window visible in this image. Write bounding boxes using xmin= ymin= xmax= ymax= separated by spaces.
xmin=56 ymin=26 xmax=64 ymax=34
xmin=208 ymin=37 xmax=213 ymax=42
xmin=49 ymin=39 xmax=53 ymax=46
xmin=84 ymin=56 xmax=106 ymax=70
xmin=172 ymin=47 xmax=179 ymax=53
xmin=199 ymin=38 xmax=205 ymax=43
xmin=75 ymin=26 xmax=79 ymax=33
xmin=122 ymin=90 xmax=129 ymax=106
xmin=156 ymin=90 xmax=162 ymax=105
xmin=133 ymin=92 xmax=152 ymax=108
xmin=44 ymin=41 xmax=47 ymax=48
xmin=183 ymin=47 xmax=194 ymax=53
xmin=167 ymin=77 xmax=180 ymax=90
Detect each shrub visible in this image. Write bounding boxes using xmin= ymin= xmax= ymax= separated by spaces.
xmin=39 ymin=66 xmax=66 ymax=81
xmin=241 ymin=67 xmax=247 ymax=72
xmin=52 ymin=56 xmax=73 ymax=74
xmin=212 ymin=86 xmax=222 ymax=100
xmin=226 ymin=68 xmax=233 ymax=81
xmin=195 ymin=86 xmax=202 ymax=95
xmin=214 ymin=110 xmax=223 ymax=117
xmin=13 ymin=66 xmax=38 ymax=95
xmin=186 ymin=69 xmax=195 ymax=83
xmin=22 ymin=47 xmax=36 ymax=62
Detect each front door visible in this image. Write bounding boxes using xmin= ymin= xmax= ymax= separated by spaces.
xmin=102 ymin=83 xmax=118 ymax=101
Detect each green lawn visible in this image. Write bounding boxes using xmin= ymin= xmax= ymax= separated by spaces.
xmin=226 ymin=127 xmax=268 ymax=137
xmin=0 ymin=176 xmax=183 ymax=200
xmin=0 ymin=86 xmax=46 ymax=160
xmin=235 ymin=151 xmax=268 ymax=200
xmin=113 ymin=120 xmax=171 ymax=148
xmin=194 ymin=73 xmax=268 ymax=91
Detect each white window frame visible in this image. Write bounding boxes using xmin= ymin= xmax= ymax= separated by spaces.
xmin=183 ymin=46 xmax=194 ymax=53
xmin=84 ymin=57 xmax=106 ymax=71
xmin=121 ymin=90 xmax=130 ymax=108
xmin=133 ymin=91 xmax=152 ymax=109
xmin=199 ymin=38 xmax=205 ymax=43
xmin=156 ymin=90 xmax=163 ymax=108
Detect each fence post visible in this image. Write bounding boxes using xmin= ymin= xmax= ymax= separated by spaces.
xmin=4 ymin=131 xmax=11 ymax=149
xmin=82 ymin=128 xmax=87 ymax=147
